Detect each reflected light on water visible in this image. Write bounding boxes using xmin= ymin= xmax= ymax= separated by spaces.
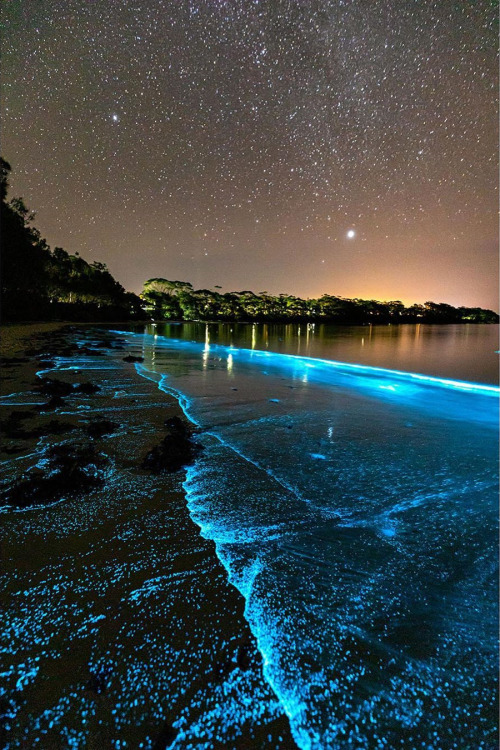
xmin=141 ymin=322 xmax=498 ymax=384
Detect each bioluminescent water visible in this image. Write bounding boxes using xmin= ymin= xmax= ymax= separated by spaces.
xmin=139 ymin=321 xmax=499 ymax=385
xmin=110 ymin=326 xmax=499 ymax=749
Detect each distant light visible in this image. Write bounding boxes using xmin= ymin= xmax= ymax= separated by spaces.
xmin=347 ymin=229 xmax=356 ymax=239
xmin=112 ymin=114 xmax=119 ymax=122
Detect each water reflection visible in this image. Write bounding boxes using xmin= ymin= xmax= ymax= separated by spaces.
xmin=141 ymin=322 xmax=498 ymax=384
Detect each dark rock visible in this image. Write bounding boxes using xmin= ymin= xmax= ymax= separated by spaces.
xmin=37 ymin=396 xmax=67 ymax=411
xmin=75 ymin=382 xmax=100 ymax=394
xmin=142 ymin=418 xmax=202 ymax=473
xmin=163 ymin=416 xmax=187 ymax=431
xmin=122 ymin=355 xmax=144 ymax=363
xmin=1 ymin=413 xmax=76 ymax=440
xmin=35 ymin=377 xmax=74 ymax=397
xmin=212 ymin=659 xmax=233 ymax=681
xmin=152 ymin=720 xmax=178 ymax=749
xmin=34 ymin=420 xmax=77 ymax=437
xmin=236 ymin=642 xmax=256 ymax=671
xmin=86 ymin=663 xmax=113 ymax=695
xmin=4 ymin=442 xmax=107 ymax=509
xmin=49 ymin=442 xmax=106 ymax=468
xmin=61 ymin=347 xmax=77 ymax=357
xmin=35 ymin=377 xmax=100 ymax=398
xmin=85 ymin=419 xmax=118 ymax=439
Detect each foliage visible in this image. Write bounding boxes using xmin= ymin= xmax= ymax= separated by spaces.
xmin=140 ymin=277 xmax=499 ymax=325
xmin=0 ymin=157 xmax=144 ymax=321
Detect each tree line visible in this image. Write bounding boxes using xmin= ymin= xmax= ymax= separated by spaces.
xmin=1 ymin=157 xmax=143 ymax=322
xmin=1 ymin=156 xmax=497 ymax=325
xmin=141 ymin=278 xmax=499 ymax=325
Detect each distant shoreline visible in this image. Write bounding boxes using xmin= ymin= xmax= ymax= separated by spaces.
xmin=2 ymin=317 xmax=499 ymax=328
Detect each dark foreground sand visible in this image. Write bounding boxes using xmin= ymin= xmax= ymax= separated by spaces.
xmin=0 ymin=324 xmax=296 ymax=749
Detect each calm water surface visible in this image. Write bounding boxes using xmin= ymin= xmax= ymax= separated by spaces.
xmin=143 ymin=322 xmax=498 ymax=384
xmin=116 ymin=322 xmax=498 ymax=749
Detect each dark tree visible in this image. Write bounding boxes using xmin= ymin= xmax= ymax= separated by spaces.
xmin=139 ymin=279 xmax=499 ymax=325
xmin=1 ymin=157 xmax=145 ymax=322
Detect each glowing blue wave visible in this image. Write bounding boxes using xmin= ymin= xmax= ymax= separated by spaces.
xmin=120 ymin=329 xmax=498 ymax=747
xmin=113 ymin=330 xmax=499 ymax=396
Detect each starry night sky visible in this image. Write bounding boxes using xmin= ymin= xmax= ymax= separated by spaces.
xmin=3 ymin=1 xmax=498 ymax=308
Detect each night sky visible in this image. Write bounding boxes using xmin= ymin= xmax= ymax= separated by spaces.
xmin=4 ymin=1 xmax=498 ymax=309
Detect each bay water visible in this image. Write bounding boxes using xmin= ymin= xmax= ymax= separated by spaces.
xmin=116 ymin=323 xmax=499 ymax=749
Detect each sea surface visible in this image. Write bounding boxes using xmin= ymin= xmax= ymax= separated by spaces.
xmin=116 ymin=323 xmax=499 ymax=749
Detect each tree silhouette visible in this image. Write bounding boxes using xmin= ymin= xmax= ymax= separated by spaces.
xmin=138 ymin=279 xmax=498 ymax=325
xmin=1 ymin=157 xmax=144 ymax=321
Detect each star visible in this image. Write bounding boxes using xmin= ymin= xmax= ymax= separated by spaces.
xmin=2 ymin=0 xmax=497 ymax=309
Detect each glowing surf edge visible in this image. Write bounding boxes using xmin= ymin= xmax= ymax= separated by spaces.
xmin=112 ymin=329 xmax=499 ymax=395
xmin=133 ymin=361 xmax=322 ymax=749
xmin=113 ymin=330 xmax=498 ymax=747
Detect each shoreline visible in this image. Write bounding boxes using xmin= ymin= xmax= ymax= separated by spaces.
xmin=2 ymin=317 xmax=498 ymax=328
xmin=0 ymin=323 xmax=296 ymax=748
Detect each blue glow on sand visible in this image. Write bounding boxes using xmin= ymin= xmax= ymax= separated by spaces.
xmin=2 ymin=338 xmax=295 ymax=748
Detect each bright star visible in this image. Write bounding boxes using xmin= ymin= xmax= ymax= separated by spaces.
xmin=112 ymin=114 xmax=119 ymax=122
xmin=347 ymin=229 xmax=355 ymax=239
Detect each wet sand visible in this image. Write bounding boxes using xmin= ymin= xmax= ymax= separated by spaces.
xmin=0 ymin=324 xmax=296 ymax=749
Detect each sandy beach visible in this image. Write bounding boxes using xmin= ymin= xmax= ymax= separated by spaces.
xmin=0 ymin=324 xmax=296 ymax=749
